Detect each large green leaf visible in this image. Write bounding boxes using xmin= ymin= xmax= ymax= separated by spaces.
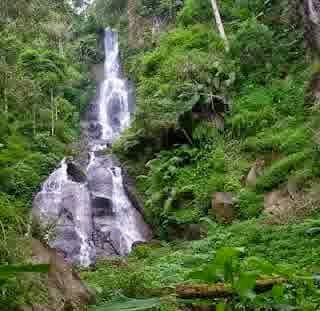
xmin=92 ymin=297 xmax=162 ymax=311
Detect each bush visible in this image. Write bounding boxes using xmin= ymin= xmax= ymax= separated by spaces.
xmin=237 ymin=189 xmax=264 ymax=219
xmin=256 ymin=152 xmax=310 ymax=191
xmin=177 ymin=0 xmax=212 ymax=26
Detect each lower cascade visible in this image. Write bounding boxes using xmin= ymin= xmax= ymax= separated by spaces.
xmin=33 ymin=28 xmax=151 ymax=266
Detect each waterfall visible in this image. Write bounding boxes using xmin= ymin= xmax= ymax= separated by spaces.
xmin=33 ymin=28 xmax=151 ymax=266
xmin=98 ymin=29 xmax=130 ymax=144
xmin=110 ymin=167 xmax=146 ymax=255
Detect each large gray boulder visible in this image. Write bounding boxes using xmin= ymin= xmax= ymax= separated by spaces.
xmin=18 ymin=239 xmax=95 ymax=311
xmin=211 ymin=192 xmax=237 ymax=224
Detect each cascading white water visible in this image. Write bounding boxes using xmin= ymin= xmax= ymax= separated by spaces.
xmin=35 ymin=159 xmax=95 ymax=267
xmin=43 ymin=159 xmax=68 ymax=193
xmin=33 ymin=28 xmax=150 ymax=266
xmin=35 ymin=159 xmax=68 ymax=221
xmin=110 ymin=167 xmax=146 ymax=255
xmin=98 ymin=29 xmax=130 ymax=143
xmin=74 ymin=184 xmax=94 ymax=267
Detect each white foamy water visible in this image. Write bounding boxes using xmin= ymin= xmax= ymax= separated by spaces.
xmin=110 ymin=167 xmax=146 ymax=254
xmin=97 ymin=29 xmax=131 ymax=143
xmin=33 ymin=28 xmax=150 ymax=266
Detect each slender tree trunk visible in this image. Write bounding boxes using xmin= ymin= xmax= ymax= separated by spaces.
xmin=4 ymin=86 xmax=8 ymax=115
xmin=51 ymin=88 xmax=55 ymax=136
xmin=55 ymin=99 xmax=58 ymax=121
xmin=3 ymin=71 xmax=8 ymax=116
xmin=210 ymin=0 xmax=230 ymax=52
xmin=33 ymin=106 xmax=37 ymax=136
xmin=58 ymin=39 xmax=64 ymax=56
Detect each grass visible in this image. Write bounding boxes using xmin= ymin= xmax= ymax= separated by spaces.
xmin=82 ymin=216 xmax=320 ymax=310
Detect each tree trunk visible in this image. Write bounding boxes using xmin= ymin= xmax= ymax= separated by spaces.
xmin=210 ymin=0 xmax=230 ymax=52
xmin=176 ymin=278 xmax=286 ymax=299
xmin=4 ymin=86 xmax=8 ymax=115
xmin=51 ymin=89 xmax=55 ymax=136
xmin=127 ymin=0 xmax=138 ymax=47
xmin=55 ymin=99 xmax=58 ymax=121
xmin=58 ymin=39 xmax=64 ymax=56
xmin=3 ymin=71 xmax=8 ymax=116
xmin=33 ymin=106 xmax=37 ymax=136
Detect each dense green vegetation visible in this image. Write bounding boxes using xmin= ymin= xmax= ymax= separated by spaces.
xmin=82 ymin=0 xmax=320 ymax=310
xmin=2 ymin=0 xmax=320 ymax=310
xmin=0 ymin=0 xmax=98 ymax=308
xmin=84 ymin=217 xmax=320 ymax=310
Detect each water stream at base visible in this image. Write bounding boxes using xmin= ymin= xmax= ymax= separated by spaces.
xmin=33 ymin=28 xmax=150 ymax=266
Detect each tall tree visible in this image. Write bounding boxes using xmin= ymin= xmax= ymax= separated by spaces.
xmin=210 ymin=0 xmax=229 ymax=52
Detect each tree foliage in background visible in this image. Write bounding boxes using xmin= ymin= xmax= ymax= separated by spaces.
xmin=0 ymin=0 xmax=95 ymax=308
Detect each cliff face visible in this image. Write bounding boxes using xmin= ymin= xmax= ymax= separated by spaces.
xmin=303 ymin=0 xmax=320 ymax=54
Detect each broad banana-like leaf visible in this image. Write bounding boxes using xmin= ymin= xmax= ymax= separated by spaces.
xmin=92 ymin=297 xmax=161 ymax=311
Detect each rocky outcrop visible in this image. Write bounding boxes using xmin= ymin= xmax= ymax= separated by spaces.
xmin=246 ymin=159 xmax=265 ymax=187
xmin=306 ymin=70 xmax=320 ymax=104
xmin=210 ymin=192 xmax=237 ymax=224
xmin=291 ymin=0 xmax=320 ymax=54
xmin=303 ymin=0 xmax=320 ymax=54
xmin=19 ymin=239 xmax=95 ymax=311
xmin=66 ymin=160 xmax=87 ymax=183
xmin=122 ymin=165 xmax=145 ymax=215
xmin=263 ymin=186 xmax=308 ymax=224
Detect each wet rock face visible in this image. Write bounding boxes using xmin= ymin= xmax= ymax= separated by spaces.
xmin=300 ymin=0 xmax=320 ymax=53
xmin=67 ymin=161 xmax=87 ymax=183
xmin=32 ymin=29 xmax=152 ymax=267
xmin=122 ymin=165 xmax=145 ymax=214
xmin=92 ymin=197 xmax=114 ymax=216
xmin=109 ymin=94 xmax=122 ymax=130
xmin=88 ymin=122 xmax=103 ymax=140
xmin=88 ymin=165 xmax=113 ymax=199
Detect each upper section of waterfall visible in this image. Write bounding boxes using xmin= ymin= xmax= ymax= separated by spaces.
xmin=83 ymin=28 xmax=131 ymax=151
xmin=33 ymin=29 xmax=151 ymax=267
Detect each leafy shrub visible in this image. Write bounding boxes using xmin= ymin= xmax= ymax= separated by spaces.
xmin=237 ymin=190 xmax=264 ymax=220
xmin=230 ymin=19 xmax=273 ymax=77
xmin=77 ymin=34 xmax=105 ymax=64
xmin=177 ymin=0 xmax=212 ymax=26
xmin=256 ymin=152 xmax=310 ymax=191
xmin=189 ymin=247 xmax=320 ymax=309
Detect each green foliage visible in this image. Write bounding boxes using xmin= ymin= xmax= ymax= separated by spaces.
xmin=230 ymin=19 xmax=275 ymax=82
xmin=177 ymin=0 xmax=212 ymax=26
xmin=137 ymin=0 xmax=182 ymax=19
xmin=189 ymin=246 xmax=320 ymax=309
xmin=237 ymin=190 xmax=264 ymax=220
xmin=133 ymin=141 xmax=249 ymax=236
xmin=0 ymin=264 xmax=49 ymax=280
xmin=256 ymin=152 xmax=310 ymax=191
xmin=84 ymin=218 xmax=320 ymax=310
xmin=77 ymin=34 xmax=105 ymax=64
xmin=0 ymin=0 xmax=92 ymax=308
xmin=92 ymin=296 xmax=162 ymax=311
